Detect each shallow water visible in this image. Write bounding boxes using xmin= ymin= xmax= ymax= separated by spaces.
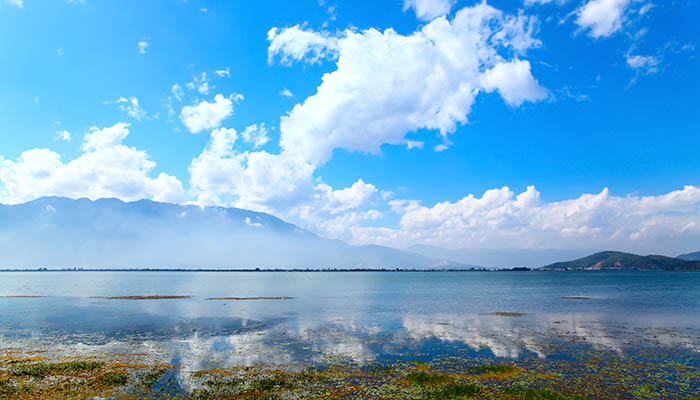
xmin=1 ymin=271 xmax=699 ymax=398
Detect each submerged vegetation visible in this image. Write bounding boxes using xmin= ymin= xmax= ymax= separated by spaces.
xmin=1 ymin=350 xmax=698 ymax=400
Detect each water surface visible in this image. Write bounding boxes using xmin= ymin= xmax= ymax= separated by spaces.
xmin=1 ymin=271 xmax=699 ymax=397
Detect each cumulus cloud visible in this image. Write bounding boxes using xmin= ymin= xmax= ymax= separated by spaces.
xmin=137 ymin=41 xmax=149 ymax=54
xmin=187 ymin=126 xmax=379 ymax=241
xmin=0 ymin=122 xmax=185 ymax=204
xmin=267 ymin=25 xmax=338 ymax=65
xmin=480 ymin=59 xmax=547 ymax=106
xmin=575 ymin=0 xmax=630 ymax=38
xmin=180 ymin=94 xmax=236 ymax=134
xmin=241 ymin=123 xmax=270 ymax=149
xmin=188 ymin=128 xmax=315 ymax=210
xmin=403 ymin=0 xmax=455 ymax=21
xmin=351 ymin=186 xmax=700 ymax=254
xmin=280 ymin=88 xmax=294 ymax=97
xmin=314 ymin=179 xmax=378 ymax=215
xmin=273 ymin=3 xmax=544 ymax=165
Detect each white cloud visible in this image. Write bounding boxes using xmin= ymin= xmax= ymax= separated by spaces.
xmin=480 ymin=59 xmax=547 ymax=106
xmin=187 ymin=126 xmax=379 ymax=239
xmin=186 ymin=73 xmax=212 ymax=95
xmin=638 ymin=2 xmax=653 ymax=15
xmin=215 ymin=68 xmax=230 ymax=78
xmin=351 ymin=185 xmax=700 ymax=254
xmin=314 ymin=179 xmax=378 ymax=215
xmin=116 ymin=96 xmax=146 ymax=120
xmin=267 ymin=25 xmax=339 ymax=65
xmin=55 ymin=130 xmax=71 ymax=142
xmin=241 ymin=123 xmax=270 ymax=149
xmin=188 ymin=129 xmax=315 ymax=211
xmin=403 ymin=0 xmax=455 ymax=21
xmin=33 ymin=96 xmax=40 ymax=104
xmin=273 ymin=3 xmax=544 ymax=165
xmin=56 ymin=48 xmax=63 ymax=56
xmin=280 ymin=88 xmax=294 ymax=97
xmin=0 ymin=122 xmax=185 ymax=204
xmin=137 ymin=41 xmax=149 ymax=54
xmin=575 ymin=0 xmax=630 ymax=38
xmin=524 ymin=0 xmax=567 ymax=6
xmin=179 ymin=94 xmax=235 ymax=134
xmin=406 ymin=140 xmax=424 ymax=149
xmin=171 ymin=84 xmax=184 ymax=102
xmin=4 ymin=0 xmax=22 ymax=8
xmin=626 ymin=53 xmax=659 ymax=73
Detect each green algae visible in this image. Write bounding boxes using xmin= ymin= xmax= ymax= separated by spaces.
xmin=467 ymin=363 xmax=519 ymax=375
xmin=503 ymin=386 xmax=588 ymax=400
xmin=1 ymin=342 xmax=699 ymax=400
xmin=10 ymin=360 xmax=104 ymax=377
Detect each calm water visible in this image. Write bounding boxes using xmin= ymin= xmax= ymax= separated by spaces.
xmin=1 ymin=271 xmax=699 ymax=368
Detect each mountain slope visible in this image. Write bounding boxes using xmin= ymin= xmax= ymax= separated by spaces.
xmin=407 ymin=244 xmax=590 ymax=269
xmin=540 ymin=251 xmax=700 ymax=271
xmin=677 ymin=251 xmax=700 ymax=261
xmin=0 ymin=197 xmax=457 ymax=269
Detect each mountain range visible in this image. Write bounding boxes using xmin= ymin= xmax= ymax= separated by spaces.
xmin=0 ymin=197 xmax=458 ymax=269
xmin=677 ymin=251 xmax=700 ymax=261
xmin=406 ymin=244 xmax=591 ymax=269
xmin=2 ymin=197 xmax=698 ymax=270
xmin=540 ymin=251 xmax=700 ymax=271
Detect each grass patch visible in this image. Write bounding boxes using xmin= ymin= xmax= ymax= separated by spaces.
xmin=10 ymin=360 xmax=104 ymax=378
xmin=406 ymin=370 xmax=451 ymax=386
xmin=138 ymin=368 xmax=167 ymax=389
xmin=503 ymin=386 xmax=588 ymax=400
xmin=0 ymin=378 xmax=16 ymax=395
xmin=97 ymin=295 xmax=191 ymax=300
xmin=467 ymin=363 xmax=518 ymax=375
xmin=249 ymin=371 xmax=298 ymax=392
xmin=632 ymin=383 xmax=659 ymax=399
xmin=100 ymin=371 xmax=129 ymax=386
xmin=489 ymin=312 xmax=525 ymax=317
xmin=434 ymin=382 xmax=484 ymax=399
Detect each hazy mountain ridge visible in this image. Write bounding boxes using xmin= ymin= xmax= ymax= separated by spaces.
xmin=540 ymin=251 xmax=700 ymax=271
xmin=0 ymin=197 xmax=458 ymax=269
xmin=677 ymin=251 xmax=700 ymax=261
xmin=406 ymin=244 xmax=592 ymax=269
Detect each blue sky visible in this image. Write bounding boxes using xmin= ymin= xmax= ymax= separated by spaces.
xmin=0 ymin=0 xmax=699 ymax=254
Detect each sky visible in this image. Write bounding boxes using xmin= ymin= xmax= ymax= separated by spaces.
xmin=0 ymin=0 xmax=699 ymax=255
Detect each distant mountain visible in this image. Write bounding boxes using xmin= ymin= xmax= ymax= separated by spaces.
xmin=540 ymin=251 xmax=700 ymax=271
xmin=677 ymin=251 xmax=700 ymax=261
xmin=0 ymin=197 xmax=459 ymax=269
xmin=407 ymin=244 xmax=591 ymax=269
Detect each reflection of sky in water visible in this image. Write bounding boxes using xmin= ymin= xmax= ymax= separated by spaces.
xmin=1 ymin=271 xmax=700 ymax=379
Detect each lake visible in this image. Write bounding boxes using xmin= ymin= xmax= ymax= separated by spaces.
xmin=1 ymin=271 xmax=699 ymax=399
